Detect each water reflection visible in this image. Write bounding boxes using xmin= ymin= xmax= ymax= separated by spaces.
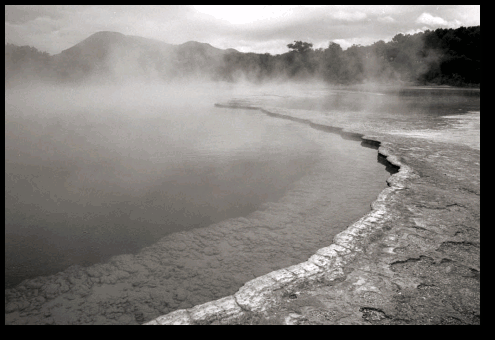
xmin=6 ymin=104 xmax=324 ymax=288
xmin=270 ymin=86 xmax=480 ymax=117
xmin=5 ymin=85 xmax=392 ymax=324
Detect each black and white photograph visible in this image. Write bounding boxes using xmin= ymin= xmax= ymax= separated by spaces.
xmin=5 ymin=5 xmax=480 ymax=325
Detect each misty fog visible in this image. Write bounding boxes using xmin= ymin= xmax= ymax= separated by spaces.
xmin=5 ymin=81 xmax=335 ymax=285
xmin=5 ymin=73 xmax=481 ymax=325
xmin=5 ymin=79 xmax=479 ymax=289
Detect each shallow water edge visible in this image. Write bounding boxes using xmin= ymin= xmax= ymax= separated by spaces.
xmin=144 ymin=104 xmax=407 ymax=325
xmin=5 ymin=97 xmax=392 ymax=325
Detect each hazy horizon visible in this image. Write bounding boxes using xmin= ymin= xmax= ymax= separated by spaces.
xmin=5 ymin=5 xmax=480 ymax=55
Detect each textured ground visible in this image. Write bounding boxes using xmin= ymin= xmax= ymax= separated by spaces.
xmin=145 ymin=95 xmax=480 ymax=325
xmin=5 ymin=88 xmax=480 ymax=325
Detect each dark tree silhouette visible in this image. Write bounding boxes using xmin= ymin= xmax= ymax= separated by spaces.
xmin=287 ymin=41 xmax=313 ymax=54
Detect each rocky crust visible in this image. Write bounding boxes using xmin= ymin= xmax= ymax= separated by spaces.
xmin=145 ymin=104 xmax=480 ymax=325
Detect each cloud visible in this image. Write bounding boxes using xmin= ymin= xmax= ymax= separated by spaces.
xmin=5 ymin=5 xmax=68 ymax=24
xmin=191 ymin=5 xmax=368 ymax=25
xmin=332 ymin=37 xmax=380 ymax=50
xmin=440 ymin=5 xmax=480 ymax=27
xmin=415 ymin=12 xmax=465 ymax=29
xmin=416 ymin=12 xmax=449 ymax=26
xmin=191 ymin=5 xmax=299 ymax=25
xmin=400 ymin=27 xmax=431 ymax=36
xmin=378 ymin=16 xmax=396 ymax=24
xmin=328 ymin=9 xmax=367 ymax=22
xmin=5 ymin=5 xmax=480 ymax=56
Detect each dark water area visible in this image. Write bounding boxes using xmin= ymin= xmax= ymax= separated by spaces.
xmin=4 ymin=83 xmax=394 ymax=324
xmin=5 ymin=99 xmax=325 ymax=288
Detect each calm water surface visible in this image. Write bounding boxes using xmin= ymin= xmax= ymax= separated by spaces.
xmin=5 ymin=84 xmax=397 ymax=324
xmin=6 ymin=99 xmax=328 ymax=287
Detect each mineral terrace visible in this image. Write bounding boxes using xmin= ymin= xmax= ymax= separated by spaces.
xmin=146 ymin=97 xmax=480 ymax=325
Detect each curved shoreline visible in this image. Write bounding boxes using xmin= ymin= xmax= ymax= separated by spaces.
xmin=144 ymin=104 xmax=413 ymax=325
xmin=5 ymin=101 xmax=394 ymax=325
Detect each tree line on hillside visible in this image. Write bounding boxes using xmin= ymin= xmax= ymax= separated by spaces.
xmin=5 ymin=25 xmax=480 ymax=87
xmin=5 ymin=43 xmax=54 ymax=82
xmin=219 ymin=25 xmax=480 ymax=86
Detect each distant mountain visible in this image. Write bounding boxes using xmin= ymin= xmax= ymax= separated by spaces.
xmin=6 ymin=26 xmax=480 ymax=86
xmin=49 ymin=31 xmax=239 ymax=82
xmin=176 ymin=40 xmax=238 ymax=57
xmin=172 ymin=40 xmax=240 ymax=78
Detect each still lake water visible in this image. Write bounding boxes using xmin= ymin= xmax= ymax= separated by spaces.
xmin=8 ymin=83 xmax=476 ymax=325
xmin=6 ymin=99 xmax=328 ymax=287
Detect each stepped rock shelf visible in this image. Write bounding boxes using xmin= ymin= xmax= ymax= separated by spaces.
xmin=146 ymin=100 xmax=480 ymax=325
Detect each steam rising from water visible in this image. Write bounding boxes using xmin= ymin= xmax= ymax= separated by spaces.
xmin=5 ymin=81 xmax=392 ymax=324
xmin=6 ymin=82 xmax=329 ymax=279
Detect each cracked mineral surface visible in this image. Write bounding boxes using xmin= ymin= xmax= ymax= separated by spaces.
xmin=145 ymin=85 xmax=480 ymax=325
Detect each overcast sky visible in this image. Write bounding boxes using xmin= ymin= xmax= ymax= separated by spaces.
xmin=5 ymin=5 xmax=480 ymax=55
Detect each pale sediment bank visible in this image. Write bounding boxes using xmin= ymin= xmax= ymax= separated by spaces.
xmin=144 ymin=104 xmax=423 ymax=325
xmin=146 ymin=101 xmax=480 ymax=325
